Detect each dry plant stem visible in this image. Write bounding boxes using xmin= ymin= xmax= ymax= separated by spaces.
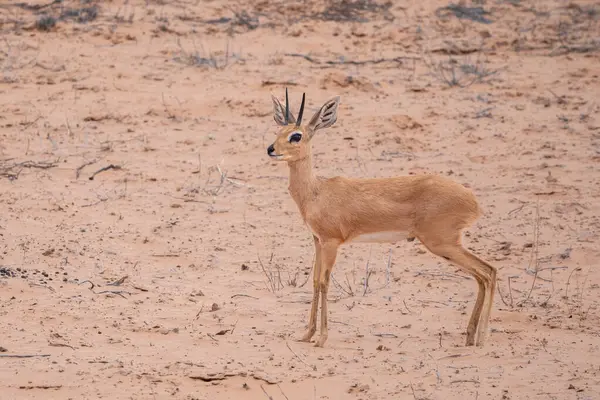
xmin=65 ymin=116 xmax=73 ymax=137
xmin=403 ymin=299 xmax=413 ymax=314
xmin=565 ymin=267 xmax=582 ymax=304
xmin=540 ymin=269 xmax=555 ymax=306
xmin=286 ymin=341 xmax=316 ymax=371
xmin=78 ymin=280 xmax=95 ymax=290
xmin=257 ymin=251 xmax=276 ymax=292
xmin=363 ymin=246 xmax=373 ymax=296
xmin=78 ymin=279 xmax=131 ymax=298
xmin=345 ymin=273 xmax=354 ymax=295
xmin=88 ymin=164 xmax=122 ymax=180
xmin=410 ymin=382 xmax=418 ymax=400
xmin=508 ymin=202 xmax=527 ymax=216
xmin=207 ymin=333 xmax=218 ymax=342
xmin=385 ymin=248 xmax=392 ymax=286
xmin=95 ymin=290 xmax=131 ymax=298
xmin=526 ymin=200 xmax=541 ymax=274
xmin=451 ymin=379 xmax=480 ymax=384
xmin=75 ymin=158 xmax=97 ymax=179
xmin=162 ymin=92 xmax=175 ymax=119
xmin=508 ymin=276 xmax=516 ymax=307
xmin=231 ymin=294 xmax=258 ymax=300
xmin=578 ymin=266 xmax=591 ymax=308
xmin=276 ymin=267 xmax=284 ymax=291
xmin=519 ymin=200 xmax=541 ymax=306
xmin=496 ymin=281 xmax=510 ymax=307
xmin=284 ymin=53 xmax=419 ymax=67
xmin=260 ymin=385 xmax=274 ymax=400
xmin=414 ymin=270 xmax=471 ymax=280
xmin=0 ymin=354 xmax=50 ymax=358
xmin=48 ymin=342 xmax=76 ymax=350
xmin=373 ymin=332 xmax=398 ymax=338
xmin=262 ymin=80 xmax=298 ymax=87
xmin=277 ymin=384 xmax=291 ymax=400
xmin=297 ymin=252 xmax=314 ymax=288
xmin=331 ymin=273 xmax=353 ymax=297
xmin=566 ymin=266 xmax=592 ymax=318
xmin=19 ymin=385 xmax=62 ymax=390
xmin=0 ymin=159 xmax=59 ymax=180
xmin=519 ymin=271 xmax=538 ymax=307
xmin=230 ymin=319 xmax=239 ymax=335
xmin=106 ymin=275 xmax=128 ymax=286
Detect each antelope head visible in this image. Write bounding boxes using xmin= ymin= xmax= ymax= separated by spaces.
xmin=267 ymin=88 xmax=340 ymax=163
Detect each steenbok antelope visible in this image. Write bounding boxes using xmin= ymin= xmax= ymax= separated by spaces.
xmin=266 ymin=89 xmax=497 ymax=347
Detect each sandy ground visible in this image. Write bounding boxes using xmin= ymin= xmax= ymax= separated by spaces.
xmin=1 ymin=0 xmax=599 ymax=399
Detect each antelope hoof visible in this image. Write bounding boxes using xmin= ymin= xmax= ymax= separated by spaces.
xmin=314 ymin=336 xmax=328 ymax=347
xmin=299 ymin=330 xmax=316 ymax=343
xmin=475 ymin=336 xmax=486 ymax=347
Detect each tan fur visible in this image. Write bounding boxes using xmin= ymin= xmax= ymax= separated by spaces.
xmin=267 ymin=92 xmax=497 ymax=348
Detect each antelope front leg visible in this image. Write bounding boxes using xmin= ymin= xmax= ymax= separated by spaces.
xmin=299 ymin=236 xmax=321 ymax=342
xmin=314 ymin=240 xmax=339 ymax=348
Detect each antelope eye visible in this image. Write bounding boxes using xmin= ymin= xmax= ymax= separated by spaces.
xmin=289 ymin=133 xmax=302 ymax=143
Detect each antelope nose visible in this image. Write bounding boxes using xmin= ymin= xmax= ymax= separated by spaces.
xmin=267 ymin=144 xmax=275 ymax=155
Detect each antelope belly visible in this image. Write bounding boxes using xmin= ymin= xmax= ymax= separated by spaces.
xmin=351 ymin=231 xmax=410 ymax=243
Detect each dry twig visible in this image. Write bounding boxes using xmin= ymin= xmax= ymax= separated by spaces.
xmin=519 ymin=200 xmax=541 ymax=306
xmin=75 ymin=159 xmax=97 ymax=179
xmin=285 ymin=53 xmax=417 ymax=67
xmin=88 ymin=164 xmax=122 ymax=180
xmin=0 ymin=354 xmax=50 ymax=358
xmin=286 ymin=341 xmax=316 ymax=371
xmin=0 ymin=159 xmax=58 ymax=180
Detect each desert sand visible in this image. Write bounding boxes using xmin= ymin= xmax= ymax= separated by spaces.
xmin=1 ymin=0 xmax=599 ymax=399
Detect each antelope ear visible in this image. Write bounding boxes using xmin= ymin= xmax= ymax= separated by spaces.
xmin=271 ymin=95 xmax=296 ymax=126
xmin=307 ymin=96 xmax=340 ymax=137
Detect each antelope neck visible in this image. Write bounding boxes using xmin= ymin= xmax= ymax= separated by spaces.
xmin=287 ymin=154 xmax=317 ymax=213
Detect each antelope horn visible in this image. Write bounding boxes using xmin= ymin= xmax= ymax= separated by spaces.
xmin=296 ymin=93 xmax=306 ymax=127
xmin=285 ymin=88 xmax=290 ymax=124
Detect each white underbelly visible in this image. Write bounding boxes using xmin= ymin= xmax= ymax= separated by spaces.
xmin=350 ymin=231 xmax=410 ymax=244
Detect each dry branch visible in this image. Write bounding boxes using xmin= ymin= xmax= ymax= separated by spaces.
xmin=95 ymin=290 xmax=131 ymax=298
xmin=519 ymin=200 xmax=541 ymax=306
xmin=0 ymin=159 xmax=58 ymax=180
xmin=257 ymin=251 xmax=278 ymax=292
xmin=362 ymin=247 xmax=373 ymax=296
xmin=286 ymin=341 xmax=316 ymax=371
xmin=277 ymin=384 xmax=291 ymax=400
xmin=284 ymin=53 xmax=417 ymax=67
xmin=373 ymin=332 xmax=398 ymax=338
xmin=0 ymin=354 xmax=50 ymax=358
xmin=48 ymin=342 xmax=75 ymax=350
xmin=19 ymin=385 xmax=62 ymax=390
xmin=231 ymin=294 xmax=258 ymax=300
xmin=261 ymin=385 xmax=274 ymax=400
xmin=75 ymin=159 xmax=97 ymax=179
xmin=106 ymin=275 xmax=128 ymax=286
xmin=331 ymin=273 xmax=354 ymax=297
xmin=385 ymin=248 xmax=392 ymax=286
xmin=88 ymin=164 xmax=122 ymax=180
xmin=262 ymin=80 xmax=298 ymax=87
